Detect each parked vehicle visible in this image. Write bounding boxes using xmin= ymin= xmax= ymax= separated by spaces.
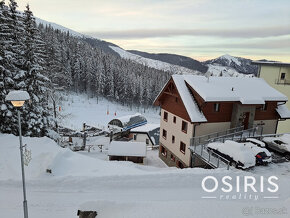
xmin=207 ymin=140 xmax=256 ymax=169
xmin=246 ymin=138 xmax=266 ymax=148
xmin=262 ymin=135 xmax=290 ymax=160
xmin=244 ymin=142 xmax=272 ymax=165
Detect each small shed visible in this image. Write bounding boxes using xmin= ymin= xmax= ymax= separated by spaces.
xmin=130 ymin=124 xmax=160 ymax=146
xmin=108 ymin=113 xmax=147 ymax=132
xmin=108 ymin=141 xmax=146 ymax=164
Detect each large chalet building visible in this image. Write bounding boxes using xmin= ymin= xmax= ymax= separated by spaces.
xmin=153 ymin=75 xmax=290 ymax=168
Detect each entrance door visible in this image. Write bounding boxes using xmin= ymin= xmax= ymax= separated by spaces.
xmin=242 ymin=112 xmax=250 ymax=130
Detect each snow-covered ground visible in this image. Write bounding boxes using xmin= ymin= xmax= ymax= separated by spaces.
xmin=1 ymin=134 xmax=290 ymax=218
xmin=59 ymin=92 xmax=160 ymax=130
xmin=1 ymin=93 xmax=289 ymax=218
xmin=110 ymin=46 xmax=200 ymax=75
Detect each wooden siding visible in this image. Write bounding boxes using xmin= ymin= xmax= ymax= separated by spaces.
xmin=202 ymin=102 xmax=234 ymax=122
xmin=255 ymin=102 xmax=279 ymax=120
xmin=155 ymin=79 xmax=191 ymax=122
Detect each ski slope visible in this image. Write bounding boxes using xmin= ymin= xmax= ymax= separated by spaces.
xmin=110 ymin=46 xmax=200 ymax=74
xmin=59 ymin=92 xmax=160 ymax=131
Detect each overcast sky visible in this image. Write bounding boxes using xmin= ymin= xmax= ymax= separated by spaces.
xmin=17 ymin=0 xmax=290 ymax=61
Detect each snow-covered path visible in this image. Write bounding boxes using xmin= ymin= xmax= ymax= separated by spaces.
xmin=1 ymin=169 xmax=290 ymax=218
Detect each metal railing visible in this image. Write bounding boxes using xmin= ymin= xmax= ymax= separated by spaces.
xmin=190 ymin=125 xmax=264 ymax=170
xmin=207 ymin=125 xmax=263 ymax=144
xmin=192 ymin=126 xmax=244 ymax=147
xmin=192 ymin=143 xmax=230 ymax=169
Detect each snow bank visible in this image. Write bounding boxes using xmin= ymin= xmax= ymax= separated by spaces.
xmin=0 ymin=134 xmax=157 ymax=180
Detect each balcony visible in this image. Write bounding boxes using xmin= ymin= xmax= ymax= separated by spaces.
xmin=275 ymin=79 xmax=290 ymax=85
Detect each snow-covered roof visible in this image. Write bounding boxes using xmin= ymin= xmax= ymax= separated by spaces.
xmin=5 ymin=90 xmax=30 ymax=101
xmin=252 ymin=61 xmax=290 ymax=67
xmin=172 ymin=75 xmax=207 ymax=123
xmin=131 ymin=124 xmax=159 ymax=132
xmin=108 ymin=141 xmax=147 ymax=157
xmin=276 ymin=104 xmax=290 ymax=119
xmin=131 ymin=124 xmax=160 ymax=145
xmin=182 ymin=75 xmax=287 ymax=104
xmin=108 ymin=113 xmax=147 ymax=131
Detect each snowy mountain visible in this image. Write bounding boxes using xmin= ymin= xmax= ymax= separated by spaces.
xmin=127 ymin=50 xmax=208 ymax=73
xmin=204 ymin=54 xmax=258 ymax=75
xmin=110 ymin=46 xmax=201 ymax=75
xmin=35 ymin=17 xmax=86 ymax=38
xmin=35 ymin=18 xmax=259 ymax=76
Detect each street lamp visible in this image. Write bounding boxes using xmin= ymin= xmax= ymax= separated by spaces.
xmin=6 ymin=90 xmax=30 ymax=218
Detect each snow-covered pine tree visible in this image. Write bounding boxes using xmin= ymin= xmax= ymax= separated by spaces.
xmin=0 ymin=0 xmax=15 ymax=132
xmin=21 ymin=4 xmax=51 ymax=136
xmin=0 ymin=0 xmax=25 ymax=134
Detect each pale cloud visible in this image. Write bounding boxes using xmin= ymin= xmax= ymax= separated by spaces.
xmin=85 ymin=26 xmax=290 ymax=39
xmin=16 ymin=0 xmax=290 ymax=61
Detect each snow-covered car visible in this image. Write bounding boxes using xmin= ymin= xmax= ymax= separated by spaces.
xmin=262 ymin=134 xmax=290 ymax=160
xmin=244 ymin=142 xmax=272 ymax=165
xmin=207 ymin=140 xmax=256 ymax=169
xmin=246 ymin=138 xmax=266 ymax=148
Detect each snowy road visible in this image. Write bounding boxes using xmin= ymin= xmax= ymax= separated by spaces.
xmin=1 ymin=168 xmax=290 ymax=218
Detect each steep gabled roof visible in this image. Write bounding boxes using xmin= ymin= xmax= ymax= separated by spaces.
xmin=153 ymin=75 xmax=207 ymax=123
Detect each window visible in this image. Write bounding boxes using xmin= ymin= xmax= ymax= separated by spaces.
xmin=172 ymin=135 xmax=175 ymax=144
xmin=280 ymin=73 xmax=286 ymax=80
xmin=146 ymin=138 xmax=149 ymax=145
xmin=163 ymin=111 xmax=168 ymax=121
xmin=262 ymin=103 xmax=268 ymax=111
xmin=181 ymin=121 xmax=188 ymax=133
xmin=180 ymin=141 xmax=186 ymax=154
xmin=175 ymin=97 xmax=178 ymax=103
xmin=177 ymin=160 xmax=184 ymax=169
xmin=133 ymin=134 xmax=137 ymax=140
xmin=162 ymin=129 xmax=167 ymax=139
xmin=214 ymin=103 xmax=220 ymax=112
xmin=171 ymin=154 xmax=175 ymax=162
xmin=160 ymin=145 xmax=167 ymax=157
xmin=173 ymin=116 xmax=176 ymax=123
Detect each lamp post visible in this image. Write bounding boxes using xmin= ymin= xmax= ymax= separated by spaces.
xmin=6 ymin=90 xmax=30 ymax=218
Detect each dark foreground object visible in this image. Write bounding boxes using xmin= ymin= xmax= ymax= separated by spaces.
xmin=77 ymin=210 xmax=97 ymax=218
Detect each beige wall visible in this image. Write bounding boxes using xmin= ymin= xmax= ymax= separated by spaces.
xmin=159 ymin=109 xmax=193 ymax=167
xmin=195 ymin=122 xmax=231 ymax=137
xmin=259 ymin=65 xmax=290 ymax=133
xmin=132 ymin=133 xmax=153 ymax=146
xmin=253 ymin=120 xmax=278 ymax=135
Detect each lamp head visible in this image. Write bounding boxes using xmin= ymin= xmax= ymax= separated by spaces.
xmin=6 ymin=91 xmax=30 ymax=108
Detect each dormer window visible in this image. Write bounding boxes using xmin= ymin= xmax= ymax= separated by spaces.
xmin=262 ymin=103 xmax=268 ymax=111
xmin=214 ymin=103 xmax=220 ymax=112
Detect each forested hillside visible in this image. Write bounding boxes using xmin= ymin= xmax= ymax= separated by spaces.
xmin=0 ymin=0 xmax=170 ymax=136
